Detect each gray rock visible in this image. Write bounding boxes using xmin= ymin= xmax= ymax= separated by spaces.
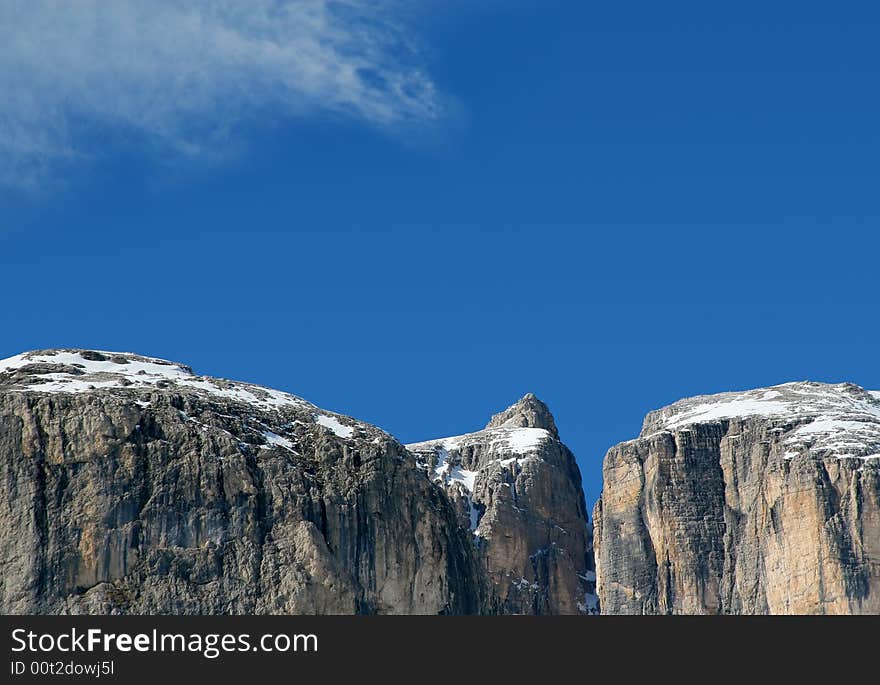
xmin=407 ymin=395 xmax=597 ymax=614
xmin=0 ymin=349 xmax=489 ymax=614
xmin=485 ymin=392 xmax=559 ymax=439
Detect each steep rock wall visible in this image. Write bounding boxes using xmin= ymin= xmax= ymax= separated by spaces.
xmin=594 ymin=382 xmax=880 ymax=614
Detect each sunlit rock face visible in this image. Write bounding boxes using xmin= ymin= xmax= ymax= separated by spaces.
xmin=408 ymin=394 xmax=597 ymax=615
xmin=594 ymin=382 xmax=880 ymax=615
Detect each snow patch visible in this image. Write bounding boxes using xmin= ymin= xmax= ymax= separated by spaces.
xmin=315 ymin=414 xmax=354 ymax=439
xmin=407 ymin=426 xmax=550 ymax=457
xmin=578 ymin=593 xmax=600 ymax=615
xmin=431 ymin=448 xmax=478 ymax=493
xmin=447 ymin=465 xmax=478 ymax=493
xmin=0 ymin=350 xmax=311 ymax=413
xmin=0 ymin=350 xmax=191 ymax=380
xmin=660 ymin=397 xmax=790 ymax=430
xmin=651 ymin=382 xmax=880 ymax=462
xmin=262 ymin=430 xmax=294 ymax=451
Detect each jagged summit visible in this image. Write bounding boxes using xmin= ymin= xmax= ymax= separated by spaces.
xmin=406 ymin=393 xmax=557 ymax=459
xmin=485 ymin=393 xmax=559 ymax=439
xmin=640 ymin=380 xmax=880 ymax=462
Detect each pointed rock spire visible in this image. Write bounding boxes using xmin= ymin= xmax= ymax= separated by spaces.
xmin=485 ymin=392 xmax=559 ymax=440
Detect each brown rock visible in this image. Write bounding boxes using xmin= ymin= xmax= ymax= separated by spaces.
xmin=594 ymin=382 xmax=880 ymax=614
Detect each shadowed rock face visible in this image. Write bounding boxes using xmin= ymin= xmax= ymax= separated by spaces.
xmin=0 ymin=350 xmax=489 ymax=615
xmin=407 ymin=395 xmax=597 ymax=615
xmin=594 ymin=382 xmax=880 ymax=615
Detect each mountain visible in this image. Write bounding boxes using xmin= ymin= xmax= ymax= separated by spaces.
xmin=0 ymin=349 xmax=489 ymax=614
xmin=7 ymin=350 xmax=877 ymax=615
xmin=407 ymin=393 xmax=597 ymax=614
xmin=594 ymin=381 xmax=880 ymax=614
xmin=0 ymin=349 xmax=592 ymax=615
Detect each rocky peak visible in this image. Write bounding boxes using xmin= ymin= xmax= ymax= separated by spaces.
xmin=406 ymin=394 xmax=594 ymax=615
xmin=485 ymin=393 xmax=559 ymax=439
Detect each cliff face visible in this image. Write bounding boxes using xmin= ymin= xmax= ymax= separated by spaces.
xmin=594 ymin=382 xmax=880 ymax=615
xmin=0 ymin=350 xmax=490 ymax=615
xmin=407 ymin=394 xmax=597 ymax=615
xmin=20 ymin=348 xmax=876 ymax=617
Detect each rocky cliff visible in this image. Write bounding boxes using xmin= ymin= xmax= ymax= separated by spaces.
xmin=407 ymin=394 xmax=597 ymax=615
xmin=0 ymin=349 xmax=490 ymax=614
xmin=11 ymin=349 xmax=874 ymax=616
xmin=594 ymin=382 xmax=880 ymax=614
xmin=0 ymin=349 xmax=595 ymax=616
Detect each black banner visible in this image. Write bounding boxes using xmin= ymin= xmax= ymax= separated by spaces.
xmin=2 ymin=615 xmax=873 ymax=682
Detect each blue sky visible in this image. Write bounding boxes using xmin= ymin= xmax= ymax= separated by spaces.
xmin=2 ymin=1 xmax=878 ymax=505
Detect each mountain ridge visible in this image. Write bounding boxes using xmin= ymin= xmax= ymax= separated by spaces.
xmin=0 ymin=349 xmax=592 ymax=615
xmin=4 ymin=348 xmax=880 ymax=614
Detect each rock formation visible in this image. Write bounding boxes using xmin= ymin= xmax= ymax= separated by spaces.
xmin=407 ymin=394 xmax=597 ymax=615
xmin=594 ymin=382 xmax=880 ymax=614
xmin=9 ymin=349 xmax=878 ymax=616
xmin=0 ymin=349 xmax=595 ymax=616
xmin=0 ymin=350 xmax=489 ymax=614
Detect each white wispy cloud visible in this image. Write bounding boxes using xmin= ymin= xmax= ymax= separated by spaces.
xmin=0 ymin=0 xmax=442 ymax=189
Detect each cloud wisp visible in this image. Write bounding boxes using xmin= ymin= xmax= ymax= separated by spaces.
xmin=0 ymin=0 xmax=442 ymax=189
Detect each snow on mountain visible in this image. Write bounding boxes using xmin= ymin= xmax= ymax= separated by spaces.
xmin=0 ymin=349 xmax=365 ymax=441
xmin=314 ymin=414 xmax=355 ymax=439
xmin=407 ymin=426 xmax=551 ymax=511
xmin=643 ymin=381 xmax=880 ymax=461
xmin=0 ymin=350 xmax=491 ymax=616
xmin=408 ymin=426 xmax=550 ymax=463
xmin=406 ymin=394 xmax=596 ymax=615
xmin=0 ymin=356 xmax=595 ymax=615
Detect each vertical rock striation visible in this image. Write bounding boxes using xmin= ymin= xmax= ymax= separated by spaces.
xmin=594 ymin=382 xmax=880 ymax=614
